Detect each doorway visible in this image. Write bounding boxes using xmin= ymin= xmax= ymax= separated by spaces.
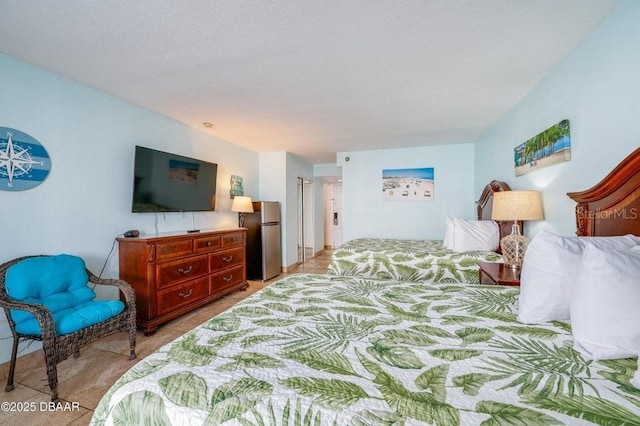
xmin=331 ymin=183 xmax=343 ymax=247
xmin=297 ymin=177 xmax=314 ymax=264
xmin=324 ymin=182 xmax=343 ymax=248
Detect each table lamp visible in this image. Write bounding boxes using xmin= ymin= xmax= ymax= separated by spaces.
xmin=491 ymin=190 xmax=543 ymax=269
xmin=231 ymin=196 xmax=254 ymax=227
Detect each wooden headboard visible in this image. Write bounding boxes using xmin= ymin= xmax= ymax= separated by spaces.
xmin=475 ymin=180 xmax=523 ymax=241
xmin=567 ymin=147 xmax=640 ymax=237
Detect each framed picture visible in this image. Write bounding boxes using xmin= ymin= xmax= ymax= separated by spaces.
xmin=382 ymin=167 xmax=434 ymax=202
xmin=515 ymin=119 xmax=571 ymax=176
xmin=230 ymin=175 xmax=244 ymax=198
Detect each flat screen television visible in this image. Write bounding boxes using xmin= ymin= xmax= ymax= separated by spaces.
xmin=131 ymin=146 xmax=218 ymax=213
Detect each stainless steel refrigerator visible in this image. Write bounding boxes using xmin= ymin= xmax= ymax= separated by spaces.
xmin=245 ymin=201 xmax=282 ymax=281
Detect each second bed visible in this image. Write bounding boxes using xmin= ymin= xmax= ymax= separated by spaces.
xmin=327 ymin=180 xmax=516 ymax=284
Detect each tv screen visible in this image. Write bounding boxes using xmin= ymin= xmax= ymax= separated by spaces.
xmin=131 ymin=146 xmax=218 ymax=213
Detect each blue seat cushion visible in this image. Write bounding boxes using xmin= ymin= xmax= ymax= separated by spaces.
xmin=5 ymin=254 xmax=124 ymax=336
xmin=14 ymin=300 xmax=125 ymax=335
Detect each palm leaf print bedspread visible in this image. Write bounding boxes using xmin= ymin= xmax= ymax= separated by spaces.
xmin=327 ymin=239 xmax=501 ymax=283
xmin=91 ymin=274 xmax=640 ymax=425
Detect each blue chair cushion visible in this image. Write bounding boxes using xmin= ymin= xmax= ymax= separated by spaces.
xmin=14 ymin=300 xmax=125 ymax=335
xmin=5 ymin=255 xmax=125 ymax=336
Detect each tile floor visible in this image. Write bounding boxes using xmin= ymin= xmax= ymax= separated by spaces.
xmin=0 ymin=250 xmax=332 ymax=426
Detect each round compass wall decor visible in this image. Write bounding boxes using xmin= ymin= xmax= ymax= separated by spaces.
xmin=0 ymin=127 xmax=51 ymax=191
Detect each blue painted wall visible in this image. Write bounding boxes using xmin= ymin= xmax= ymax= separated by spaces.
xmin=0 ymin=52 xmax=259 ymax=362
xmin=475 ymin=0 xmax=640 ymax=237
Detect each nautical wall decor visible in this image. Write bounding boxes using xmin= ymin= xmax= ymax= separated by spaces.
xmin=0 ymin=127 xmax=51 ymax=191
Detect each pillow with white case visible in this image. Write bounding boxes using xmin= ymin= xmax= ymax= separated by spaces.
xmin=446 ymin=217 xmax=499 ymax=252
xmin=444 ymin=217 xmax=455 ymax=249
xmin=518 ymin=231 xmax=640 ymax=324
xmin=570 ymin=245 xmax=640 ymax=360
xmin=633 ymin=355 xmax=640 ymax=389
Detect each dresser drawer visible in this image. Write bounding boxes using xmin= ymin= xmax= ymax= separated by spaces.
xmin=222 ymin=232 xmax=244 ymax=248
xmin=210 ymin=247 xmax=243 ymax=270
xmin=156 ymin=255 xmax=208 ymax=288
xmin=194 ymin=235 xmax=222 ymax=253
xmin=155 ymin=239 xmax=193 ymax=261
xmin=157 ymin=277 xmax=208 ymax=315
xmin=211 ymin=265 xmax=244 ymax=292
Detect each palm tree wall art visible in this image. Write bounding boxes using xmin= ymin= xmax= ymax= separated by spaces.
xmin=514 ymin=119 xmax=571 ymax=176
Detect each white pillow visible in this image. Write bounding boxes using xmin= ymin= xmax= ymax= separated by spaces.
xmin=447 ymin=218 xmax=499 ymax=252
xmin=571 ymin=245 xmax=640 ymax=360
xmin=633 ymin=356 xmax=640 ymax=389
xmin=518 ymin=231 xmax=640 ymax=324
xmin=444 ymin=217 xmax=455 ymax=249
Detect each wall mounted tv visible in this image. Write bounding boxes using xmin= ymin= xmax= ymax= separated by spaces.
xmin=131 ymin=146 xmax=218 ymax=213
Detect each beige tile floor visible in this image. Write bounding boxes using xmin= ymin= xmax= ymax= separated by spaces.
xmin=0 ymin=250 xmax=332 ymax=426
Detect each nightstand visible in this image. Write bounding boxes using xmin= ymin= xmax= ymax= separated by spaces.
xmin=478 ymin=262 xmax=521 ymax=286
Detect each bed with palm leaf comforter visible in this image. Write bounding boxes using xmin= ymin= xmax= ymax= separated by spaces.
xmin=91 ymin=273 xmax=640 ymax=426
xmin=327 ymin=238 xmax=501 ymax=283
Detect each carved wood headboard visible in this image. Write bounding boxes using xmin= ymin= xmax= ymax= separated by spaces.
xmin=475 ymin=180 xmax=523 ymax=241
xmin=567 ymin=147 xmax=640 ymax=237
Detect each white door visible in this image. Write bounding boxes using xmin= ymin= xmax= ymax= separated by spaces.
xmin=331 ymin=183 xmax=343 ymax=248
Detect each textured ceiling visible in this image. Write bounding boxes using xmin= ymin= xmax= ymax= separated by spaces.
xmin=0 ymin=0 xmax=620 ymax=163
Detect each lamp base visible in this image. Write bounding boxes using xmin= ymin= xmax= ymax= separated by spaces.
xmin=500 ymin=224 xmax=529 ymax=269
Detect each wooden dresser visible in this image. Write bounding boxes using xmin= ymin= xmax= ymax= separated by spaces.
xmin=118 ymin=228 xmax=248 ymax=335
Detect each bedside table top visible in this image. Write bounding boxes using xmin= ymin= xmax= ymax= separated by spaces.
xmin=478 ymin=261 xmax=520 ymax=286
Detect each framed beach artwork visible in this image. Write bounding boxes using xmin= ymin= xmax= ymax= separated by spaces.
xmin=514 ymin=119 xmax=571 ymax=176
xmin=382 ymin=167 xmax=434 ymax=202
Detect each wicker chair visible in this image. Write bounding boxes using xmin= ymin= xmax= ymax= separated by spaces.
xmin=0 ymin=255 xmax=137 ymax=402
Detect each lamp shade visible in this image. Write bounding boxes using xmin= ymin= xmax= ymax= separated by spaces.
xmin=491 ymin=190 xmax=543 ymax=221
xmin=231 ymin=196 xmax=254 ymax=213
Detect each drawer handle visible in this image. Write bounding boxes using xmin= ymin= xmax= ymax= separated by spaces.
xmin=178 ymin=265 xmax=193 ymax=275
xmin=223 ymin=275 xmax=233 ymax=282
xmin=206 ymin=241 xmax=212 ymax=247
xmin=223 ymin=255 xmax=233 ymax=263
xmin=179 ymin=289 xmax=193 ymax=299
